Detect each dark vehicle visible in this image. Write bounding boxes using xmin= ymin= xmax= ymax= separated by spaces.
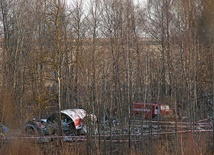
xmin=24 ymin=108 xmax=97 ymax=136
xmin=24 ymin=118 xmax=49 ymax=136
xmin=46 ymin=108 xmax=87 ymax=135
xmin=0 ymin=123 xmax=9 ymax=140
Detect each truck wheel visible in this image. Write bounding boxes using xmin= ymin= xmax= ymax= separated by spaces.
xmin=25 ymin=127 xmax=35 ymax=135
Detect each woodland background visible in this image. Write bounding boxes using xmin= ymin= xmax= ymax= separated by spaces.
xmin=0 ymin=0 xmax=213 ymax=132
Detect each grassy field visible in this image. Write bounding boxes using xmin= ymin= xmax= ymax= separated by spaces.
xmin=0 ymin=131 xmax=213 ymax=155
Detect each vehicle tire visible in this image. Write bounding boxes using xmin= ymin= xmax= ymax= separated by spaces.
xmin=25 ymin=127 xmax=35 ymax=135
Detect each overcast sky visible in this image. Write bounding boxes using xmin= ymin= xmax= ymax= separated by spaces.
xmin=67 ymin=0 xmax=148 ymax=9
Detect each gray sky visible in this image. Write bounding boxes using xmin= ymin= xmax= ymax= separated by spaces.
xmin=67 ymin=0 xmax=147 ymax=9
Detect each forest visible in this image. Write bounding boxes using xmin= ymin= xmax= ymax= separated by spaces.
xmin=0 ymin=0 xmax=213 ymax=154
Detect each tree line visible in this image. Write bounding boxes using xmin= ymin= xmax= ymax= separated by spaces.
xmin=0 ymin=0 xmax=213 ymax=128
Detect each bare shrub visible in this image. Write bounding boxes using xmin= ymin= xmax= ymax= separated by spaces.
xmin=0 ymin=89 xmax=18 ymax=128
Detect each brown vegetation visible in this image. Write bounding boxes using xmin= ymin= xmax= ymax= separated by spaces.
xmin=0 ymin=0 xmax=213 ymax=154
xmin=0 ymin=132 xmax=213 ymax=155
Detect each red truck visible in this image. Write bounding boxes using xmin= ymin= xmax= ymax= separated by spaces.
xmin=131 ymin=102 xmax=173 ymax=119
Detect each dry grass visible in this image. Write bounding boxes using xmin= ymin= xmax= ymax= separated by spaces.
xmin=0 ymin=132 xmax=213 ymax=155
xmin=1 ymin=140 xmax=41 ymax=155
xmin=153 ymin=132 xmax=213 ymax=155
xmin=0 ymin=89 xmax=18 ymax=127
